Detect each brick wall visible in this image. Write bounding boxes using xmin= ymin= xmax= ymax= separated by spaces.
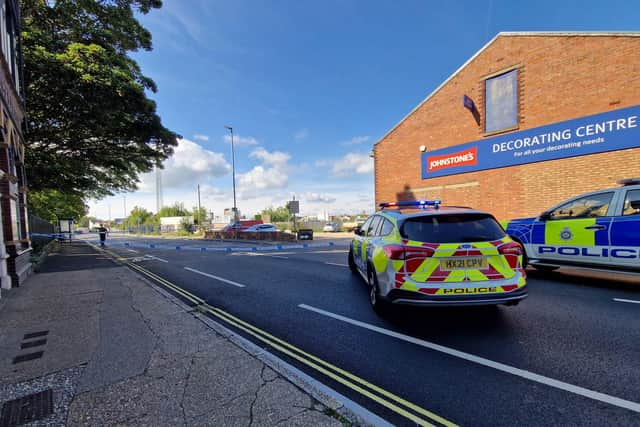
xmin=374 ymin=35 xmax=640 ymax=220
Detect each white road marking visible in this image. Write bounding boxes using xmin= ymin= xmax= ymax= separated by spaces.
xmin=184 ymin=267 xmax=246 ymax=288
xmin=613 ymin=298 xmax=640 ymax=304
xmin=233 ymin=252 xmax=289 ymax=259
xmin=127 ymin=249 xmax=139 ymax=253
xmin=148 ymin=255 xmax=168 ymax=263
xmin=298 ymin=304 xmax=640 ymax=414
xmin=325 ymin=262 xmax=349 ymax=267
xmin=233 ymin=249 xmax=348 ymax=256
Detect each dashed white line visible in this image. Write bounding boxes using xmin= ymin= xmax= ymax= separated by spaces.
xmin=298 ymin=304 xmax=640 ymax=414
xmin=148 ymin=255 xmax=168 ymax=263
xmin=325 ymin=262 xmax=349 ymax=267
xmin=233 ymin=252 xmax=289 ymax=259
xmin=613 ymin=298 xmax=640 ymax=304
xmin=127 ymin=249 xmax=139 ymax=253
xmin=183 ymin=267 xmax=246 ymax=288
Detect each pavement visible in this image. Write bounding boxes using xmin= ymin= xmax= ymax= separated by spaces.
xmin=0 ymin=242 xmax=348 ymax=426
xmin=78 ymin=234 xmax=640 ymax=426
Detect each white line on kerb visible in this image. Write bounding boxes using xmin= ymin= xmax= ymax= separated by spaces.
xmin=184 ymin=267 xmax=246 ymax=288
xmin=613 ymin=298 xmax=640 ymax=305
xmin=298 ymin=304 xmax=640 ymax=414
xmin=325 ymin=262 xmax=349 ymax=267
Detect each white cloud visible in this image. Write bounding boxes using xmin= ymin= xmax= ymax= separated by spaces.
xmin=238 ymin=147 xmax=291 ymax=199
xmin=294 ymin=129 xmax=309 ymax=140
xmin=250 ymin=147 xmax=290 ymax=167
xmin=193 ymin=134 xmax=209 ymax=141
xmin=305 ymin=192 xmax=336 ymax=203
xmin=223 ymin=134 xmax=259 ymax=146
xmin=239 ymin=166 xmax=288 ymax=192
xmin=342 ymin=136 xmax=370 ymax=146
xmin=137 ymin=138 xmax=230 ymax=192
xmin=200 ymin=184 xmax=226 ymax=200
xmin=331 ymin=152 xmax=374 ymax=176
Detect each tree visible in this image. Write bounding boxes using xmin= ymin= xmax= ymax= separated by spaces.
xmin=157 ymin=202 xmax=190 ymax=218
xmin=28 ymin=189 xmax=88 ymax=223
xmin=261 ymin=206 xmax=290 ymax=222
xmin=128 ymin=206 xmax=152 ymax=227
xmin=192 ymin=206 xmax=207 ymax=225
xmin=21 ymin=0 xmax=178 ymax=197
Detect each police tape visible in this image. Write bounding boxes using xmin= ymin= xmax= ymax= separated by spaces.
xmin=90 ymin=240 xmax=336 ymax=253
xmin=30 ymin=232 xmax=73 ymax=239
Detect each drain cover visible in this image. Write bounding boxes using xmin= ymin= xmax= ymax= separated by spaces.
xmin=0 ymin=389 xmax=53 ymax=426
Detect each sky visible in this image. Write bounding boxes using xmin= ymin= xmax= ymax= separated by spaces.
xmin=88 ymin=0 xmax=640 ymax=221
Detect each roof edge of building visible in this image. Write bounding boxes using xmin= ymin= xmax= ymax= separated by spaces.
xmin=373 ymin=31 xmax=640 ymax=147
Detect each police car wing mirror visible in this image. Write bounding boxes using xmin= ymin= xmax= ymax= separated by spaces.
xmin=538 ymin=211 xmax=551 ymax=221
xmin=354 ymin=227 xmax=363 ymax=236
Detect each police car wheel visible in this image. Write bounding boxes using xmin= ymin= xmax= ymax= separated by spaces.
xmin=368 ymin=267 xmax=390 ymax=315
xmin=532 ymin=265 xmax=560 ymax=272
xmin=348 ymin=248 xmax=358 ymax=274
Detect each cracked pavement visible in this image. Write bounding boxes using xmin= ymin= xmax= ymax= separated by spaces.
xmin=0 ymin=242 xmax=343 ymax=426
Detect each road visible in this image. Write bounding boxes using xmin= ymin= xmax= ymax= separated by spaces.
xmin=81 ymin=234 xmax=640 ymax=426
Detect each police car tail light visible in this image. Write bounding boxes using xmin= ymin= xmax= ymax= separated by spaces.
xmin=383 ymin=245 xmax=435 ymax=261
xmin=383 ymin=245 xmax=406 ymax=260
xmin=498 ymin=242 xmax=523 ymax=268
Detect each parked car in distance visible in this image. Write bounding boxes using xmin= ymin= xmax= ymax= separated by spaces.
xmin=244 ymin=223 xmax=277 ymax=232
xmin=221 ymin=220 xmax=263 ymax=232
xmin=323 ymin=222 xmax=340 ymax=232
xmin=503 ymin=178 xmax=640 ymax=272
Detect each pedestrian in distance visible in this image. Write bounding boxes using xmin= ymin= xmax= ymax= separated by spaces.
xmin=98 ymin=224 xmax=108 ymax=247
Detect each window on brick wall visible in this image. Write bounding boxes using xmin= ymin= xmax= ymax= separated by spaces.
xmin=485 ymin=69 xmax=518 ymax=133
xmin=10 ymin=197 xmax=20 ymax=240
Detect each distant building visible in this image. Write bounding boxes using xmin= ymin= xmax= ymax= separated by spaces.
xmin=160 ymin=216 xmax=194 ymax=233
xmin=0 ymin=0 xmax=30 ymax=297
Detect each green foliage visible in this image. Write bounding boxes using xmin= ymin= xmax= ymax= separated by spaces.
xmin=127 ymin=205 xmax=152 ymax=226
xmin=261 ymin=206 xmax=290 ymax=222
xmin=179 ymin=217 xmax=192 ymax=232
xmin=192 ymin=206 xmax=207 ymax=225
xmin=21 ymin=0 xmax=177 ymax=197
xmin=157 ymin=202 xmax=190 ymax=218
xmin=28 ymin=190 xmax=88 ymax=223
xmin=76 ymin=215 xmax=95 ymax=228
xmin=254 ymin=214 xmax=262 ymax=221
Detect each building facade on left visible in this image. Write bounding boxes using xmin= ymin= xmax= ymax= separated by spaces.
xmin=0 ymin=0 xmax=31 ymax=297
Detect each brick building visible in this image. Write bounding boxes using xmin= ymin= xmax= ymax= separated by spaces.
xmin=0 ymin=0 xmax=31 ymax=297
xmin=374 ymin=32 xmax=640 ymax=221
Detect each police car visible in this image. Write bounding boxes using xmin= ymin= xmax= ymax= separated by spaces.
xmin=503 ymin=178 xmax=640 ymax=272
xmin=348 ymin=200 xmax=528 ymax=314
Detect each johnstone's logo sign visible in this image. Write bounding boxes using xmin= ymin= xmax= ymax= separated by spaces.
xmin=421 ymin=105 xmax=640 ymax=179
xmin=427 ymin=147 xmax=477 ymax=172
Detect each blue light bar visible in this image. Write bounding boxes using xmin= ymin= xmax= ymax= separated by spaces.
xmin=379 ymin=200 xmax=442 ymax=209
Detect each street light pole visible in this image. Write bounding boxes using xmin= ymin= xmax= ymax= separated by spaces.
xmin=224 ymin=125 xmax=238 ymax=224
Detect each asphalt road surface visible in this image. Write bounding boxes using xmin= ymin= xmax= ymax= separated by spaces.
xmin=80 ymin=234 xmax=640 ymax=426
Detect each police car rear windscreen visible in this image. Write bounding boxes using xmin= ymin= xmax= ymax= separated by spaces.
xmin=400 ymin=214 xmax=506 ymax=243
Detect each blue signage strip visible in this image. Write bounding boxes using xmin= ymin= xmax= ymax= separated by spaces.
xmin=421 ymin=105 xmax=640 ymax=179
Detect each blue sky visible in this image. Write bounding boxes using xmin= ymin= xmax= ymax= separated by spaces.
xmin=89 ymin=0 xmax=640 ymax=220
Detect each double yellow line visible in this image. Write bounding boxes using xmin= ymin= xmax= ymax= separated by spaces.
xmin=94 ymin=243 xmax=456 ymax=427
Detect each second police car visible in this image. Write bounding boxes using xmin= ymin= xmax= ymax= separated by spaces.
xmin=503 ymin=178 xmax=640 ymax=272
xmin=348 ymin=200 xmax=528 ymax=314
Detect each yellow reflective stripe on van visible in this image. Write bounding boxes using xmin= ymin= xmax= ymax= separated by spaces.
xmin=392 ymin=260 xmax=404 ymax=272
xmin=545 ymin=219 xmax=596 ymax=245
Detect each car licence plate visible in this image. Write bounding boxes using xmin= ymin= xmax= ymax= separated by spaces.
xmin=440 ymin=257 xmax=488 ymax=270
